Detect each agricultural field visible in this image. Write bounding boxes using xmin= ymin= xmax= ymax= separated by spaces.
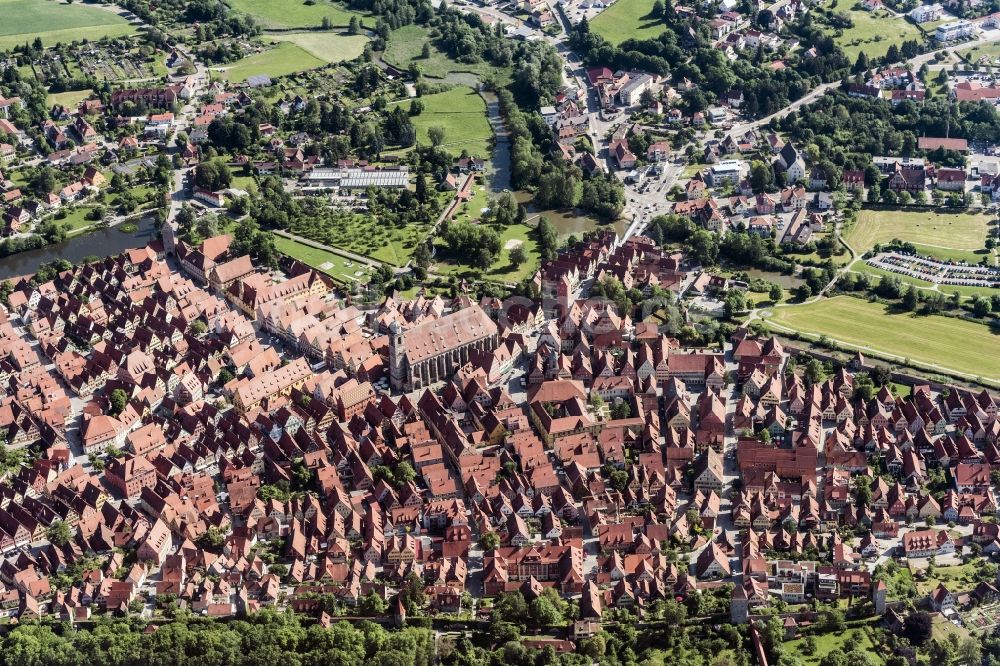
xmin=764 ymin=295 xmax=1000 ymax=382
xmin=383 ymin=25 xmax=500 ymax=80
xmin=390 ymin=86 xmax=493 ymax=157
xmin=267 ymin=32 xmax=368 ymax=64
xmin=591 ymin=0 xmax=670 ymax=45
xmin=822 ymin=9 xmax=922 ymax=62
xmin=0 ymin=0 xmax=136 ymax=50
xmin=216 ymin=42 xmax=325 ymax=82
xmin=272 ymin=235 xmax=373 ymax=283
xmin=845 ymin=208 xmax=993 ymax=264
xmin=226 ymin=0 xmax=369 ymax=29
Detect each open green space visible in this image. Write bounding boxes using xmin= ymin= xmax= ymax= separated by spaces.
xmin=913 ymin=563 xmax=982 ymax=596
xmin=226 ymin=0 xmax=369 ymax=29
xmin=57 ymin=205 xmax=99 ymax=235
xmin=845 ymin=208 xmax=991 ymax=264
xmin=268 ymin=32 xmax=368 ymax=64
xmin=786 ymin=626 xmax=881 ymax=666
xmin=434 ymin=223 xmax=541 ymax=284
xmin=822 ymin=9 xmax=922 ymax=62
xmin=273 ymin=235 xmax=373 ymax=283
xmin=0 ymin=0 xmax=136 ymax=50
xmin=384 ymin=24 xmax=501 ymax=80
xmin=450 ymin=182 xmax=492 ymax=225
xmin=389 ymin=86 xmax=492 ymax=156
xmin=216 ymin=41 xmax=325 ymax=82
xmin=591 ymin=0 xmax=669 ymax=45
xmin=765 ymin=295 xmax=1000 ymax=381
xmin=47 ymin=89 xmax=92 ymax=109
xmin=960 ymin=41 xmax=1000 ymax=66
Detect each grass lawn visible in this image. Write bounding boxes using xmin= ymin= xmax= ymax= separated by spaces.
xmin=226 ymin=0 xmax=369 ymax=29
xmin=58 ymin=205 xmax=99 ymax=235
xmin=434 ymin=223 xmax=540 ymax=283
xmin=273 ymin=235 xmax=373 ymax=283
xmin=384 ymin=24 xmax=502 ymax=80
xmin=591 ymin=0 xmax=669 ymax=45
xmin=47 ymin=89 xmax=92 ymax=109
xmin=824 ymin=9 xmax=923 ymax=62
xmin=450 ymin=182 xmax=492 ymax=225
xmin=0 ymin=0 xmax=136 ymax=50
xmin=785 ymin=626 xmax=881 ymax=666
xmin=389 ymin=86 xmax=492 ymax=156
xmin=845 ymin=208 xmax=991 ymax=263
xmin=217 ymin=42 xmax=325 ymax=82
xmin=765 ymin=295 xmax=1000 ymax=381
xmin=268 ymin=32 xmax=368 ymax=64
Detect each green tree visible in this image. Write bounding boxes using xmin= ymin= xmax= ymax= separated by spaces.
xmin=109 ymin=388 xmax=128 ymax=416
xmin=46 ymin=520 xmax=71 ymax=546
xmin=428 ymin=126 xmax=446 ymax=147
xmin=508 ymin=246 xmax=527 ymax=267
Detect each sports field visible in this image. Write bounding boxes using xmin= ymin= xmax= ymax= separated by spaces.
xmin=765 ymin=296 xmax=1000 ymax=381
xmin=268 ymin=32 xmax=368 ymax=63
xmin=389 ymin=86 xmax=493 ymax=156
xmin=217 ymin=42 xmax=325 ymax=82
xmin=0 ymin=0 xmax=136 ymax=50
xmin=824 ymin=9 xmax=922 ymax=61
xmin=227 ymin=0 xmax=368 ymax=29
xmin=845 ymin=208 xmax=991 ymax=264
xmin=591 ymin=0 xmax=669 ymax=45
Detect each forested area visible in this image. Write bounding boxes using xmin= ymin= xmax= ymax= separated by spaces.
xmin=0 ymin=612 xmax=433 ymax=666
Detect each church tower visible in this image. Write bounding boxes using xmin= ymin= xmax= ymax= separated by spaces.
xmin=388 ymin=321 xmax=407 ymax=391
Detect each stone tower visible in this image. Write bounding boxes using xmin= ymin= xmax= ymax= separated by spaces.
xmin=872 ymin=580 xmax=887 ymax=615
xmin=388 ymin=321 xmax=406 ymax=391
xmin=731 ymin=581 xmax=749 ymax=625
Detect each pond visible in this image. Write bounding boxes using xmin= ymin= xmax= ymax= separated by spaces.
xmin=514 ymin=191 xmax=627 ymax=240
xmin=742 ymin=268 xmax=804 ymax=289
xmin=0 ymin=216 xmax=158 ymax=281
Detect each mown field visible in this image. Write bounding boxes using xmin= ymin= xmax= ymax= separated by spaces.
xmin=591 ymin=0 xmax=669 ymax=45
xmin=216 ymin=42 xmax=325 ymax=82
xmin=226 ymin=0 xmax=369 ymax=29
xmin=272 ymin=235 xmax=373 ymax=283
xmin=765 ymin=295 xmax=1000 ymax=381
xmin=0 ymin=0 xmax=136 ymax=49
xmin=389 ymin=86 xmax=493 ymax=157
xmin=845 ymin=208 xmax=992 ymax=264
xmin=267 ymin=32 xmax=368 ymax=64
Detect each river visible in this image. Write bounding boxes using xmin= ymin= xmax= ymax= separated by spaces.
xmin=0 ymin=216 xmax=158 ymax=280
